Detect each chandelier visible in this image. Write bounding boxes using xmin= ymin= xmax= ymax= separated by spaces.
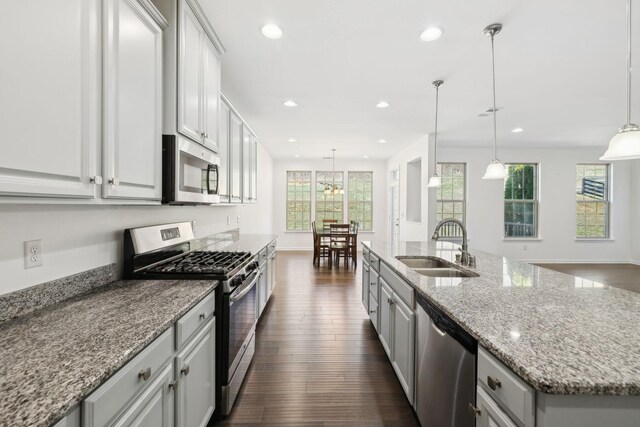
xmin=323 ymin=148 xmax=344 ymax=195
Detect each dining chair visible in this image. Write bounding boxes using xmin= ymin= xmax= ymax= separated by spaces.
xmin=328 ymin=223 xmax=350 ymax=269
xmin=312 ymin=221 xmax=329 ymax=267
xmin=348 ymin=221 xmax=359 ymax=266
xmin=322 ymin=218 xmax=338 ymax=230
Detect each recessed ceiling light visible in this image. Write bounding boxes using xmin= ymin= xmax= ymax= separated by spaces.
xmin=378 ymin=139 xmax=387 ymax=144
xmin=512 ymin=127 xmax=524 ymax=133
xmin=294 ymin=155 xmax=300 ymax=158
xmin=420 ymin=27 xmax=442 ymax=42
xmin=376 ymin=101 xmax=390 ymax=109
xmin=363 ymin=155 xmax=369 ymax=159
xmin=261 ymin=24 xmax=283 ymax=39
xmin=283 ymin=99 xmax=298 ymax=107
xmin=288 ymin=138 xmax=297 ymax=142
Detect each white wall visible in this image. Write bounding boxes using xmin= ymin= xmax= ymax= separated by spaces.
xmin=435 ymin=146 xmax=632 ymax=263
xmin=630 ymin=160 xmax=640 ymax=263
xmin=386 ymin=135 xmax=431 ymax=242
xmin=272 ymin=158 xmax=387 ymax=250
xmin=0 ymin=145 xmax=274 ymax=296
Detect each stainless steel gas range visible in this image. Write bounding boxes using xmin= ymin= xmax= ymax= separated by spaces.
xmin=123 ymin=221 xmax=259 ymax=416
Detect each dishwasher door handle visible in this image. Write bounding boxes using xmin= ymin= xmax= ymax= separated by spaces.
xmin=431 ymin=321 xmax=447 ymax=337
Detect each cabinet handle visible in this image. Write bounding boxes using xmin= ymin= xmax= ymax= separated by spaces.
xmin=487 ymin=376 xmax=502 ymax=391
xmin=199 ymin=312 xmax=206 ymax=320
xmin=369 ymin=309 xmax=376 ymax=313
xmin=168 ymin=379 xmax=178 ymax=390
xmin=181 ymin=364 xmax=190 ymax=376
xmin=468 ymin=403 xmax=482 ymax=417
xmin=109 ymin=177 xmax=119 ymax=186
xmin=138 ymin=367 xmax=151 ymax=381
xmin=90 ymin=176 xmax=102 ymax=185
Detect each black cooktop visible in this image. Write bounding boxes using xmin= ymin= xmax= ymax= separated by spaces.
xmin=147 ymin=251 xmax=252 ymax=275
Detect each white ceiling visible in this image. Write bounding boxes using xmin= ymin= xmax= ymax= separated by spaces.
xmin=202 ymin=0 xmax=636 ymax=159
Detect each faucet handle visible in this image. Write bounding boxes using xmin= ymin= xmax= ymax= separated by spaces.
xmin=468 ymin=255 xmax=476 ymax=268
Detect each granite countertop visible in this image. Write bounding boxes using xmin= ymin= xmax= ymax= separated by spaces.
xmin=0 ymin=279 xmax=216 ymax=427
xmin=363 ymin=240 xmax=640 ymax=396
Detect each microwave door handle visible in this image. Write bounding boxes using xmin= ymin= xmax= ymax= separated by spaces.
xmin=213 ymin=164 xmax=219 ymax=195
xmin=230 ymin=272 xmax=259 ymax=303
xmin=206 ymin=164 xmax=212 ymax=194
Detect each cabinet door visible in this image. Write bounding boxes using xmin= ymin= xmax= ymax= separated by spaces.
xmin=392 ymin=295 xmax=415 ymax=403
xmin=229 ymin=113 xmax=242 ymax=202
xmin=378 ymin=280 xmax=393 ymax=358
xmin=476 ymin=386 xmax=518 ymax=427
xmin=177 ymin=0 xmax=203 ymax=143
xmin=218 ymin=100 xmax=230 ymax=202
xmin=242 ymin=125 xmax=251 ymax=203
xmin=201 ymin=37 xmax=220 ymax=152
xmin=103 ymin=0 xmax=163 ymax=200
xmin=270 ymin=252 xmax=277 ymax=291
xmin=113 ymin=363 xmax=174 ymax=427
xmin=175 ymin=318 xmax=215 ymax=427
xmin=249 ymin=135 xmax=258 ymax=202
xmin=257 ymin=267 xmax=267 ymax=318
xmin=362 ymin=262 xmax=370 ymax=312
xmin=266 ymin=256 xmax=274 ymax=298
xmin=0 ymin=0 xmax=99 ymax=198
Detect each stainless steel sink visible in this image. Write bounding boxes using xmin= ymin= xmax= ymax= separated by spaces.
xmin=396 ymin=256 xmax=450 ymax=269
xmin=395 ymin=256 xmax=479 ymax=278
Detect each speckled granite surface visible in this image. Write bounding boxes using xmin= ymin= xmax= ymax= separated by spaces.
xmin=0 ymin=279 xmax=216 ymax=427
xmin=0 ymin=264 xmax=118 ymax=322
xmin=363 ymin=240 xmax=640 ymax=396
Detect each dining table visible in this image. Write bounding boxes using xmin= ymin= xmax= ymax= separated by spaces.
xmin=316 ymin=225 xmax=358 ymax=267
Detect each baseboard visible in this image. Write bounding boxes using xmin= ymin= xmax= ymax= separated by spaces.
xmin=523 ymin=259 xmax=634 ymax=265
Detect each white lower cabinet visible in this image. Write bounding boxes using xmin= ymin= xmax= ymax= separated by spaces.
xmin=113 ymin=363 xmax=175 ymax=427
xmin=257 ymin=263 xmax=267 ymax=318
xmin=175 ymin=318 xmax=216 ymax=427
xmin=391 ymin=295 xmax=415 ymax=401
xmin=267 ymin=251 xmax=276 ymax=297
xmin=378 ymin=279 xmax=393 ymax=358
xmin=476 ymin=386 xmax=517 ymax=427
xmin=362 ymin=261 xmax=370 ymax=312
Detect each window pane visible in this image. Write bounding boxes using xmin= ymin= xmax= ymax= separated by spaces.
xmin=576 ymin=164 xmax=609 ymax=238
xmin=346 ymin=172 xmax=373 ymax=231
xmin=286 ymin=171 xmax=311 ymax=230
xmin=436 ymin=163 xmax=466 ymax=237
xmin=316 ymin=171 xmax=344 ymax=226
xmin=504 ymin=164 xmax=538 ymax=237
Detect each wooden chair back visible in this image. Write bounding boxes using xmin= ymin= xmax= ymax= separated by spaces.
xmin=323 ymin=219 xmax=338 ymax=230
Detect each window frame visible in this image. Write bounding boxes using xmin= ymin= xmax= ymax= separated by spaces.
xmin=347 ymin=171 xmax=374 ymax=231
xmin=285 ymin=170 xmax=312 ymax=231
xmin=435 ymin=162 xmax=467 ymax=228
xmin=575 ymin=163 xmax=610 ymax=239
xmin=503 ymin=163 xmax=539 ymax=239
xmin=315 ymin=171 xmax=345 ymax=225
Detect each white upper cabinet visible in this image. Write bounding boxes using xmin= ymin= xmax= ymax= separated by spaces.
xmin=242 ymin=125 xmax=251 ymax=203
xmin=169 ymin=0 xmax=223 ymax=152
xmin=229 ymin=112 xmax=243 ymax=203
xmin=103 ymin=0 xmax=167 ymax=200
xmin=0 ymin=0 xmax=100 ymax=199
xmin=249 ymin=134 xmax=258 ymax=202
xmin=218 ymin=99 xmax=230 ymax=202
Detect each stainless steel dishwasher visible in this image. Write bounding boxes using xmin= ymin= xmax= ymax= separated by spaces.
xmin=415 ymin=294 xmax=477 ymax=427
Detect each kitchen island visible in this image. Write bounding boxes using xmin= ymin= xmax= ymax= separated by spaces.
xmin=363 ymin=240 xmax=640 ymax=427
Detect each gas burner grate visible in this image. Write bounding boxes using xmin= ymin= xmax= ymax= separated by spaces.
xmin=148 ymin=251 xmax=251 ymax=275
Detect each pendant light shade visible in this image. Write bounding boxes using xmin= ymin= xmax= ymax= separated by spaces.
xmin=428 ymin=80 xmax=444 ymax=188
xmin=482 ymin=23 xmax=506 ymax=180
xmin=601 ymin=0 xmax=640 ymax=160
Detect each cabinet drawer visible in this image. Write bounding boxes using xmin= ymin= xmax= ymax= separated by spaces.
xmin=369 ymin=295 xmax=379 ymax=333
xmin=380 ymin=263 xmax=414 ymax=309
xmin=478 ymin=347 xmax=534 ymax=427
xmin=369 ymin=253 xmax=380 ymax=272
xmin=176 ymin=291 xmax=215 ymax=350
xmin=476 ymin=386 xmax=517 ymax=427
xmin=369 ymin=269 xmax=379 ymax=301
xmin=267 ymin=241 xmax=277 ymax=255
xmin=363 ymin=247 xmax=370 ymax=263
xmin=258 ymin=248 xmax=268 ymax=263
xmin=83 ymin=327 xmax=174 ymax=427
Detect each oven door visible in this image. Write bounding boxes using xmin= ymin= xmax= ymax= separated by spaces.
xmin=227 ymin=271 xmax=258 ymax=379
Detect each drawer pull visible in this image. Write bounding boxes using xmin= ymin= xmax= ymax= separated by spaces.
xmin=369 ymin=309 xmax=376 ymax=313
xmin=181 ymin=364 xmax=190 ymax=376
xmin=138 ymin=367 xmax=151 ymax=381
xmin=487 ymin=376 xmax=502 ymax=391
xmin=468 ymin=403 xmax=482 ymax=417
xmin=168 ymin=379 xmax=178 ymax=390
xmin=199 ymin=313 xmax=206 ymax=320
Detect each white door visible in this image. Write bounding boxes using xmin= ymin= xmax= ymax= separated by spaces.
xmin=218 ymin=100 xmax=230 ymax=202
xmin=175 ymin=319 xmax=215 ymax=427
xmin=392 ymin=295 xmax=415 ymax=403
xmin=202 ymin=37 xmax=220 ymax=152
xmin=389 ymin=168 xmax=400 ymax=242
xmin=178 ymin=0 xmax=203 ymax=143
xmin=0 ymin=0 xmax=100 ymax=198
xmin=229 ymin=113 xmax=243 ymax=202
xmin=103 ymin=0 xmax=163 ymax=200
xmin=378 ymin=279 xmax=393 ymax=358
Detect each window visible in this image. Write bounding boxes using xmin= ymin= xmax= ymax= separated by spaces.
xmin=316 ymin=171 xmax=344 ymax=224
xmin=435 ymin=163 xmax=466 ymax=237
xmin=286 ymin=171 xmax=311 ymax=230
xmin=348 ymin=172 xmax=373 ymax=231
xmin=504 ymin=164 xmax=538 ymax=238
xmin=576 ymin=164 xmax=609 ymax=238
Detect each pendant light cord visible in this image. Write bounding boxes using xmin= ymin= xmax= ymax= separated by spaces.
xmin=627 ymin=0 xmax=632 ymax=126
xmin=490 ymin=32 xmax=498 ymax=160
xmin=433 ymin=84 xmax=439 ymax=172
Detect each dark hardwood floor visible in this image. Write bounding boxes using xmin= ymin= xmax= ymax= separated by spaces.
xmin=535 ymin=263 xmax=640 ymax=294
xmin=219 ymin=251 xmax=420 ymax=426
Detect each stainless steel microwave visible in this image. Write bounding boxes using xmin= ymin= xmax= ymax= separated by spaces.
xmin=162 ymin=135 xmax=220 ymax=205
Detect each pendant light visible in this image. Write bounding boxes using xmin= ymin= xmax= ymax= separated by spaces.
xmin=428 ymin=80 xmax=444 ymax=188
xmin=601 ymin=0 xmax=640 ymax=160
xmin=482 ymin=23 xmax=508 ymax=180
xmin=324 ymin=149 xmax=344 ymax=195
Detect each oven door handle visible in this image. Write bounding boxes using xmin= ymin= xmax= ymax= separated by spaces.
xmin=230 ymin=271 xmax=259 ymax=304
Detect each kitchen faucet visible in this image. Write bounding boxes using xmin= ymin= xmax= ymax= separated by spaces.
xmin=431 ymin=219 xmax=476 ymax=267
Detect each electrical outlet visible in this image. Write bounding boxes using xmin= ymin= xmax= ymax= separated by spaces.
xmin=523 ymin=244 xmax=528 ymax=251
xmin=237 ymin=215 xmax=241 ymax=224
xmin=227 ymin=216 xmax=231 ymax=225
xmin=25 ymin=240 xmax=43 ymax=269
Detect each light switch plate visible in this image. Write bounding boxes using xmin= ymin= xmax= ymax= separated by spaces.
xmin=25 ymin=240 xmax=43 ymax=269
